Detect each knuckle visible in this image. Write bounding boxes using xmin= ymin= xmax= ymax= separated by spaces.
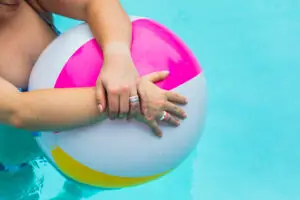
xmin=107 ymin=85 xmax=122 ymax=94
xmin=115 ymin=88 xmax=122 ymax=94
xmin=121 ymin=85 xmax=129 ymax=93
xmin=107 ymin=86 xmax=117 ymax=94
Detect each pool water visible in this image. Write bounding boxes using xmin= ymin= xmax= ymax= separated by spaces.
xmin=41 ymin=0 xmax=300 ymax=199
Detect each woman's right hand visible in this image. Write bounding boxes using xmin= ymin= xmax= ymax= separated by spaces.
xmin=129 ymin=71 xmax=188 ymax=137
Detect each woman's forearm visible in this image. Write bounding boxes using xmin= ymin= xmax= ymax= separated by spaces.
xmin=14 ymin=87 xmax=106 ymax=131
xmin=86 ymin=0 xmax=132 ymax=49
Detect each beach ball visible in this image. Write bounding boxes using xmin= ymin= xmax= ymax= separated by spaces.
xmin=28 ymin=16 xmax=207 ymax=189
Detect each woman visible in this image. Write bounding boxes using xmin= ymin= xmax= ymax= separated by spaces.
xmin=0 ymin=0 xmax=188 ymax=199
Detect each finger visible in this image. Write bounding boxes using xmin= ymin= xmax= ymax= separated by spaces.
xmin=147 ymin=120 xmax=162 ymax=137
xmin=163 ymin=102 xmax=187 ymax=119
xmin=162 ymin=113 xmax=180 ymax=126
xmin=128 ymin=101 xmax=141 ymax=120
xmin=144 ymin=71 xmax=169 ymax=83
xmin=118 ymin=85 xmax=130 ymax=119
xmin=128 ymin=99 xmax=141 ymax=120
xmin=95 ymin=81 xmax=106 ymax=112
xmin=166 ymin=91 xmax=187 ymax=104
xmin=127 ymin=86 xmax=140 ymax=120
xmin=137 ymin=83 xmax=148 ymax=116
xmin=107 ymin=88 xmax=120 ymax=120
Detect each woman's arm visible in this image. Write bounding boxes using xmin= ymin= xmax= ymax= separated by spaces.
xmin=32 ymin=0 xmax=132 ymax=51
xmin=0 ymin=77 xmax=105 ymax=131
xmin=32 ymin=0 xmax=139 ymax=119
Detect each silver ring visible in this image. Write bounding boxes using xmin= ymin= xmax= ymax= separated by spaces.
xmin=159 ymin=111 xmax=168 ymax=121
xmin=129 ymin=95 xmax=139 ymax=103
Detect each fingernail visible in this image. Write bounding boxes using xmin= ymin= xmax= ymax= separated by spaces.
xmin=98 ymin=104 xmax=103 ymax=112
xmin=162 ymin=70 xmax=170 ymax=74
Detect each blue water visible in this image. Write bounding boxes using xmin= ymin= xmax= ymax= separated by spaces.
xmin=42 ymin=0 xmax=300 ymax=199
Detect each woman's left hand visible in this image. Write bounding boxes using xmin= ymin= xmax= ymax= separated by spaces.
xmin=96 ymin=54 xmax=140 ymax=120
xmin=131 ymin=71 xmax=188 ymax=137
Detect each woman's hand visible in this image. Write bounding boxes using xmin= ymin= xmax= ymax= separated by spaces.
xmin=96 ymin=53 xmax=139 ymax=120
xmin=132 ymin=71 xmax=188 ymax=137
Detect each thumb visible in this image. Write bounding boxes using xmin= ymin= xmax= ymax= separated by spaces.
xmin=95 ymin=81 xmax=106 ymax=112
xmin=145 ymin=70 xmax=170 ymax=83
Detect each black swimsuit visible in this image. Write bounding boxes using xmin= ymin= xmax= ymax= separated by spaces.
xmin=39 ymin=13 xmax=61 ymax=35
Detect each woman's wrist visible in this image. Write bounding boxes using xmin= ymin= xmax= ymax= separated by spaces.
xmin=102 ymin=43 xmax=138 ymax=72
xmin=102 ymin=42 xmax=131 ymax=57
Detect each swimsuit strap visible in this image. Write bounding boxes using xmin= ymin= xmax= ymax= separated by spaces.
xmin=39 ymin=13 xmax=61 ymax=35
xmin=26 ymin=0 xmax=61 ymax=35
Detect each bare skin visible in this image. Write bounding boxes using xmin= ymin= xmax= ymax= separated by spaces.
xmin=0 ymin=2 xmax=55 ymax=199
xmin=0 ymin=0 xmax=188 ymax=199
xmin=0 ymin=1 xmax=55 ymax=161
xmin=0 ymin=3 xmax=54 ymax=88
